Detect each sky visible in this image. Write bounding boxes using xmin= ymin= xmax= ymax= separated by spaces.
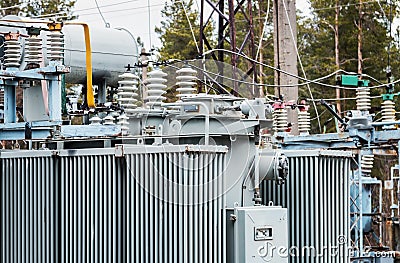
xmin=73 ymin=0 xmax=310 ymax=50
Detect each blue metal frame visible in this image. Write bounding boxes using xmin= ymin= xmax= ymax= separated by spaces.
xmin=0 ymin=62 xmax=70 ymax=140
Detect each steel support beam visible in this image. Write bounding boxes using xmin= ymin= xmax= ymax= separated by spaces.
xmin=199 ymin=0 xmax=258 ymax=97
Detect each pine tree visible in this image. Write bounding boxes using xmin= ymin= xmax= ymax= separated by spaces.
xmin=298 ymin=0 xmax=400 ymax=132
xmin=155 ymin=0 xmax=214 ymax=60
xmin=1 ymin=0 xmax=76 ymax=20
xmin=0 ymin=0 xmax=23 ymax=16
xmin=300 ymin=0 xmax=400 ymax=82
xmin=24 ymin=0 xmax=76 ymax=19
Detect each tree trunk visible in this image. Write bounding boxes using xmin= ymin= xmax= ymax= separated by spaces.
xmin=258 ymin=2 xmax=265 ymax=97
xmin=228 ymin=0 xmax=238 ymax=92
xmin=358 ymin=0 xmax=363 ymax=75
xmin=335 ymin=0 xmax=341 ymax=114
xmin=247 ymin=0 xmax=258 ymax=97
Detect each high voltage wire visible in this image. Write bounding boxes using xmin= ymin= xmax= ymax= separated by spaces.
xmin=94 ymin=0 xmax=110 ymax=27
xmin=202 ymin=49 xmax=400 ymax=90
xmin=39 ymin=5 xmax=165 ymax=22
xmin=180 ymin=0 xmax=200 ymax=53
xmin=311 ymin=0 xmax=379 ymax=12
xmin=147 ymin=0 xmax=152 ymax=47
xmin=83 ymin=7 xmax=163 ymax=23
xmin=23 ymin=0 xmax=391 ymax=23
xmin=32 ymin=1 xmax=162 ymax=18
xmin=160 ymin=53 xmax=397 ymax=91
xmin=0 ymin=4 xmax=19 ymax=10
xmin=32 ymin=0 xmax=139 ymax=17
xmin=77 ymin=3 xmax=165 ymax=17
xmin=31 ymin=0 xmax=380 ymax=18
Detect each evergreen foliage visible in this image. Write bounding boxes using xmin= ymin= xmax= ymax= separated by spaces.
xmin=1 ymin=0 xmax=76 ymax=20
xmin=298 ymin=0 xmax=400 ymax=132
xmin=155 ymin=0 xmax=214 ymax=60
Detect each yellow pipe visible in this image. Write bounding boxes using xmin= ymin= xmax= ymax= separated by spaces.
xmin=64 ymin=22 xmax=95 ymax=108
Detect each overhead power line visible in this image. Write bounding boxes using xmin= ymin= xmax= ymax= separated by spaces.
xmin=32 ymin=0 xmax=148 ymax=18
xmin=147 ymin=0 xmax=152 ymax=47
xmin=0 ymin=4 xmax=19 ymax=11
xmin=201 ymin=49 xmax=400 ymax=90
xmin=94 ymin=0 xmax=110 ymax=28
xmin=180 ymin=0 xmax=199 ymax=54
xmin=311 ymin=0 xmax=380 ymax=12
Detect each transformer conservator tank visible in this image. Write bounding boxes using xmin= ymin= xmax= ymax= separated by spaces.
xmin=62 ymin=25 xmax=138 ymax=87
xmin=0 ymin=15 xmax=139 ymax=87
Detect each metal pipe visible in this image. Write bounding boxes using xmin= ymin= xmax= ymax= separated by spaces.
xmin=320 ymin=99 xmax=346 ymax=126
xmin=3 ymin=80 xmax=17 ymax=123
xmin=204 ymin=0 xmax=229 ymax=21
xmin=199 ymin=0 xmax=204 ymax=55
xmin=358 ymin=153 xmax=364 ymax=253
xmin=372 ymin=121 xmax=400 ymax=126
xmin=161 ymin=102 xmax=210 ymax=145
xmin=379 ymin=180 xmax=383 ymax=244
xmin=0 ymin=19 xmax=52 ymax=24
xmin=398 ymin=140 xmax=400 ymax=218
xmin=254 ymin=149 xmax=260 ymax=193
xmin=391 ymin=166 xmax=395 ymax=218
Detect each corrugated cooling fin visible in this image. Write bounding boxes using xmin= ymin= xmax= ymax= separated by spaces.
xmin=125 ymin=150 xmax=226 ymax=263
xmin=58 ymin=150 xmax=125 ymax=263
xmin=1 ymin=153 xmax=55 ymax=263
xmin=261 ymin=150 xmax=352 ymax=263
xmin=0 ymin=145 xmax=227 ymax=263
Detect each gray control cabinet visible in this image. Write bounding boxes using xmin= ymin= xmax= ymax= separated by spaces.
xmin=233 ymin=206 xmax=288 ymax=263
